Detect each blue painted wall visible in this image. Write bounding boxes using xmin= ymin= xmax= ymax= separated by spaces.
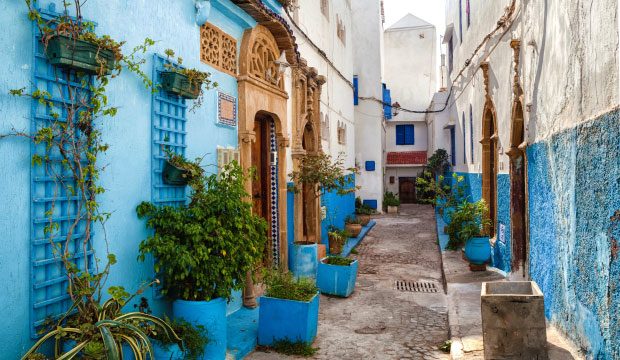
xmin=493 ymin=174 xmax=511 ymax=273
xmin=528 ymin=109 xmax=620 ymax=358
xmin=0 ymin=0 xmax=255 ymax=357
xmin=321 ymin=175 xmax=356 ymax=247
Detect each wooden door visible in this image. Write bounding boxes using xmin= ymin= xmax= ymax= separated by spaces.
xmin=252 ymin=117 xmax=270 ymax=221
xmin=399 ymin=177 xmax=417 ymax=204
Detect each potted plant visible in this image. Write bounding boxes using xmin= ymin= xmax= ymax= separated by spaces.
xmin=327 ymin=227 xmax=348 ymax=255
xmin=288 ymin=153 xmax=358 ymax=279
xmin=161 ymin=49 xmax=216 ymax=105
xmin=161 ymin=147 xmax=204 ymax=186
xmin=445 ymin=199 xmax=492 ymax=265
xmin=384 ymin=191 xmax=401 ymax=214
xmin=258 ymin=271 xmax=319 ymax=346
xmin=344 ymin=215 xmax=362 ymax=237
xmin=317 ymin=256 xmax=359 ymax=297
xmin=137 ymin=162 xmax=268 ymax=359
xmin=355 ymin=203 xmax=373 ymax=226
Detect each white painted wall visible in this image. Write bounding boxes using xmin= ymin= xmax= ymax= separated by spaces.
xmin=288 ymin=0 xmax=355 ymax=168
xmin=352 ymin=0 xmax=385 ymax=210
xmin=433 ymin=0 xmax=619 ymax=176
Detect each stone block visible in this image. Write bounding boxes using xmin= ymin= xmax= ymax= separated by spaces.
xmin=481 ymin=281 xmax=548 ymax=359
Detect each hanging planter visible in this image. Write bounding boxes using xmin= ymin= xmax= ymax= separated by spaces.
xmin=161 ymin=71 xmax=201 ymax=99
xmin=162 ymin=159 xmax=191 ymax=186
xmin=45 ymin=35 xmax=115 ymax=75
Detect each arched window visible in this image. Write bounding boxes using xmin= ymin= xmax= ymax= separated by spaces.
xmin=466 ymin=0 xmax=471 ymax=28
xmin=469 ymin=104 xmax=474 ymax=163
xmin=458 ymin=0 xmax=463 ymax=43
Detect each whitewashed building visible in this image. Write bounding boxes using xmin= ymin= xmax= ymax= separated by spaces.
xmin=383 ymin=14 xmax=437 ymax=202
xmin=433 ymin=0 xmax=620 ymax=357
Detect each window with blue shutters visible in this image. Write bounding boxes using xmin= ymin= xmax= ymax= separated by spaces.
xmin=396 ymin=124 xmax=415 ymax=145
xmin=382 ymin=83 xmax=392 ymax=119
xmin=462 ymin=112 xmax=467 ymax=164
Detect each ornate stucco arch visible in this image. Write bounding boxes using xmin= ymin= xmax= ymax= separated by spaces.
xmin=480 ymin=62 xmax=499 ymax=237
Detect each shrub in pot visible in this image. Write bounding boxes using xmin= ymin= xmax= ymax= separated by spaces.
xmin=327 ymin=227 xmax=348 ymax=255
xmin=161 ymin=49 xmax=217 ymax=107
xmin=137 ymin=162 xmax=268 ymax=359
xmin=258 ymin=271 xmax=319 ymax=346
xmin=317 ymin=256 xmax=359 ymax=297
xmin=383 ymin=191 xmax=400 ymax=214
xmin=161 ymin=148 xmax=205 ymax=186
xmin=344 ymin=215 xmax=363 ymax=237
xmin=355 ymin=204 xmax=373 ymax=226
xmin=151 ymin=317 xmax=209 ymax=360
xmin=445 ymin=200 xmax=492 ymax=264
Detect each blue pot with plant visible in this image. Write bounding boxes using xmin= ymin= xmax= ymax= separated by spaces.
xmin=446 ymin=199 xmax=492 ymax=264
xmin=317 ymin=256 xmax=358 ymax=297
xmin=258 ymin=271 xmax=320 ymax=346
xmin=137 ymin=162 xmax=268 ymax=359
xmin=464 ymin=236 xmax=492 ymax=265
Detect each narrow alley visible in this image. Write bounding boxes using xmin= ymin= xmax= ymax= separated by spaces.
xmin=250 ymin=204 xmax=450 ymax=359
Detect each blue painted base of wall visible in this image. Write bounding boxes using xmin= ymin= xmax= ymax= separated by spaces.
xmin=436 ymin=210 xmax=450 ymax=251
xmin=226 ymin=305 xmax=259 ymax=360
xmin=341 ymin=221 xmax=376 ymax=257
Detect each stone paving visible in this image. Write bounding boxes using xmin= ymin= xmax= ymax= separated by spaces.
xmin=248 ymin=204 xmax=450 ymax=359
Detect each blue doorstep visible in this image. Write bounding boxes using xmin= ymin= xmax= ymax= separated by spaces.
xmin=257 ymin=293 xmax=320 ymax=346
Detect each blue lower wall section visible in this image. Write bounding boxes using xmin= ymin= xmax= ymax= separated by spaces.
xmin=528 ymin=110 xmax=620 ymax=358
xmin=320 ymin=174 xmax=356 ymax=245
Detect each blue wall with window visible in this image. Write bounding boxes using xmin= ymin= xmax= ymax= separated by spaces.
xmin=0 ymin=0 xmax=255 ymax=356
xmin=396 ymin=124 xmax=415 ymax=145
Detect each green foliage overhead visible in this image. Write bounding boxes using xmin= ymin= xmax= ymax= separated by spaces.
xmin=427 ymin=149 xmax=451 ymax=175
xmin=263 ymin=271 xmax=318 ymax=302
xmin=137 ymin=162 xmax=268 ymax=301
xmin=445 ymin=200 xmax=491 ymax=250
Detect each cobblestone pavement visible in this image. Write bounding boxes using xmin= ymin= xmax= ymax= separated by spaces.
xmin=249 ymin=204 xmax=450 ymax=360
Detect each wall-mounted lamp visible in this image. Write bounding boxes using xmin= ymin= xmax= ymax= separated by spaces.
xmin=195 ymin=0 xmax=211 ymax=26
xmin=392 ymin=101 xmax=400 ymax=117
xmin=274 ymin=51 xmax=290 ymax=75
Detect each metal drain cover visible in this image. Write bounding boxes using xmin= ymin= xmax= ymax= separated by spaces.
xmin=395 ymin=280 xmax=438 ymax=293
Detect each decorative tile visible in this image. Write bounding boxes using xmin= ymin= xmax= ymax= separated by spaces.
xmin=269 ymin=120 xmax=280 ymax=267
xmin=217 ymin=92 xmax=237 ymax=127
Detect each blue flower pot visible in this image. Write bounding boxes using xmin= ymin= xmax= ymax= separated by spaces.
xmin=257 ymin=292 xmax=319 ymax=346
xmin=464 ymin=236 xmax=491 ymax=264
xmin=317 ymin=258 xmax=358 ymax=297
xmin=153 ymin=341 xmax=184 ymax=360
xmin=173 ymin=298 xmax=226 ymax=360
xmin=290 ymin=243 xmax=318 ymax=280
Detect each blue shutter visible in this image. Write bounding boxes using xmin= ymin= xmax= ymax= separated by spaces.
xmin=365 ymin=161 xmax=376 ymax=171
xmin=353 ymin=76 xmax=359 ymax=105
xmin=404 ymin=125 xmax=415 ymax=145
xmin=450 ymin=128 xmax=456 ymax=166
xmin=462 ymin=113 xmax=466 ymax=163
xmin=383 ymin=85 xmax=392 ymax=120
xmin=470 ymin=105 xmax=474 ymax=163
xmin=396 ymin=125 xmax=405 ymax=145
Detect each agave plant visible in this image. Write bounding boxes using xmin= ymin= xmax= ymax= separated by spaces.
xmin=21 ymin=257 xmax=182 ymax=360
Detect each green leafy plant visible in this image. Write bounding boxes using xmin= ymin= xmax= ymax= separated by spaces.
xmin=137 ymin=161 xmax=268 ymax=301
xmin=383 ymin=191 xmax=401 ymax=208
xmin=427 ymin=149 xmax=451 ymax=176
xmin=355 ymin=203 xmax=374 ymax=215
xmin=163 ymin=49 xmax=217 ymax=111
xmin=439 ymin=340 xmax=452 ymax=353
xmin=263 ymin=270 xmax=318 ymax=302
xmin=269 ymin=339 xmax=318 ymax=357
xmin=345 ymin=215 xmax=362 ymax=225
xmin=153 ymin=317 xmax=209 ymax=360
xmin=324 ymin=256 xmax=354 ymax=266
xmin=288 ymin=152 xmax=358 ymax=198
xmin=445 ymin=200 xmax=491 ymax=250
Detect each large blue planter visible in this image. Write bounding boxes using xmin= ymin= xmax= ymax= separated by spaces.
xmin=464 ymin=236 xmax=491 ymax=264
xmin=257 ymin=292 xmax=319 ymax=346
xmin=290 ymin=243 xmax=318 ymax=280
xmin=316 ymin=258 xmax=358 ymax=297
xmin=153 ymin=341 xmax=184 ymax=360
xmin=173 ymin=298 xmax=226 ymax=360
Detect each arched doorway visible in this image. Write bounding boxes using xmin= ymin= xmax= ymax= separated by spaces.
xmin=481 ymin=105 xmax=498 ymax=236
xmin=508 ymin=99 xmax=527 ymax=273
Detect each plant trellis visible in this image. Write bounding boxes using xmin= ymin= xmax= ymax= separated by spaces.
xmin=29 ymin=8 xmax=95 ymax=337
xmin=150 ymin=54 xmax=189 ymax=297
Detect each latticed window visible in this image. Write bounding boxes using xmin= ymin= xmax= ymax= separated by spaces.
xmin=337 ymin=16 xmax=346 ymax=45
xmin=217 ymin=147 xmax=241 ymax=175
xmin=321 ymin=0 xmax=329 ymax=18
xmin=337 ymin=121 xmax=347 ymax=145
xmin=200 ymin=22 xmax=237 ymax=76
